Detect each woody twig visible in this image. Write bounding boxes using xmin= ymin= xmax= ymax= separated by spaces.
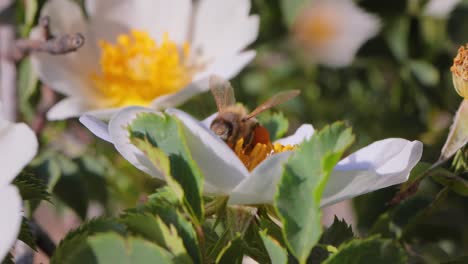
xmin=7 ymin=16 xmax=85 ymax=61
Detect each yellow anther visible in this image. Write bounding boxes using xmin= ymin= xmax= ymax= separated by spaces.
xmin=451 ymin=44 xmax=468 ymax=99
xmin=233 ymin=138 xmax=296 ymax=171
xmin=91 ymin=30 xmax=195 ymax=107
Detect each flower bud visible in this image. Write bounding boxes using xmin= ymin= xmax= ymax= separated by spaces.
xmin=451 ymin=44 xmax=468 ymax=99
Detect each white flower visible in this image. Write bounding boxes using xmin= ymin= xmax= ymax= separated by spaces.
xmin=424 ymin=0 xmax=461 ymax=18
xmin=80 ymin=107 xmax=423 ymax=207
xmin=31 ymin=0 xmax=259 ymax=120
xmin=0 ymin=103 xmax=38 ymax=261
xmin=293 ymin=0 xmax=380 ymax=68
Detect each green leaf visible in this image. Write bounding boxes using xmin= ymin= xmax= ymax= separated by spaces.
xmin=442 ymin=256 xmax=468 ymax=264
xmin=215 ymin=237 xmax=244 ymax=264
xmin=431 ymin=168 xmax=468 ymax=196
xmin=280 ymin=0 xmax=309 ymax=27
xmin=323 ymin=237 xmax=407 ymax=264
xmin=53 ymin=156 xmax=88 ymax=219
xmin=258 ymin=112 xmax=289 ymax=141
xmin=320 ymin=216 xmax=355 ymax=247
xmin=275 ymin=122 xmax=355 ymax=264
xmin=56 ymin=232 xmax=173 ymax=264
xmin=409 ymin=60 xmax=440 ymax=86
xmin=135 ymin=187 xmax=201 ymax=263
xmin=51 ymin=218 xmax=126 ymax=264
xmin=384 ymin=16 xmax=410 ymax=61
xmin=18 ymin=217 xmax=36 ymax=250
xmin=129 ymin=113 xmax=204 ymax=223
xmin=13 ymin=172 xmax=49 ymax=202
xmin=30 ymin=152 xmax=62 ymax=193
xmin=17 ymin=58 xmax=39 ymax=121
xmin=259 ymin=231 xmax=287 ymax=264
xmin=121 ymin=213 xmax=192 ymax=264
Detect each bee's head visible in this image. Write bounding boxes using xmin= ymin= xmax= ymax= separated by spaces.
xmin=210 ymin=118 xmax=234 ymax=142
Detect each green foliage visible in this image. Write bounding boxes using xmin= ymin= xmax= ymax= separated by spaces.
xmin=323 ymin=237 xmax=407 ymax=264
xmin=275 ymin=122 xmax=355 ymax=263
xmin=51 ymin=218 xmax=126 ymax=264
xmin=320 ymin=217 xmax=355 ymax=247
xmin=259 ymin=230 xmax=288 ymax=264
xmin=13 ymin=172 xmax=49 ymax=202
xmin=55 ymin=232 xmax=174 ymax=264
xmin=129 ymin=113 xmax=204 ymax=223
xmin=215 ymin=237 xmax=244 ymax=264
xmin=18 ymin=217 xmax=36 ymax=250
xmin=279 ymin=0 xmax=309 ymax=27
xmin=135 ymin=187 xmax=201 ymax=263
xmin=17 ymin=58 xmax=39 ymax=121
xmin=121 ymin=213 xmax=192 ymax=263
xmin=258 ymin=112 xmax=289 ymax=141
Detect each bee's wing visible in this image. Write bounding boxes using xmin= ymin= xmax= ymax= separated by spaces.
xmin=209 ymin=75 xmax=236 ymax=112
xmin=244 ymin=90 xmax=300 ymax=120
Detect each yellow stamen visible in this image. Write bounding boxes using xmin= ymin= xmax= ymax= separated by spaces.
xmin=233 ymin=138 xmax=295 ymax=171
xmin=451 ymin=44 xmax=468 ymax=99
xmin=91 ymin=30 xmax=196 ymax=107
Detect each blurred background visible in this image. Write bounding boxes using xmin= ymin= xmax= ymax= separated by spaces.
xmin=1 ymin=0 xmax=468 ymax=263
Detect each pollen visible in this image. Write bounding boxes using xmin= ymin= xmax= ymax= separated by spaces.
xmin=451 ymin=44 xmax=468 ymax=99
xmin=91 ymin=30 xmax=196 ymax=107
xmin=234 ymin=138 xmax=295 ymax=171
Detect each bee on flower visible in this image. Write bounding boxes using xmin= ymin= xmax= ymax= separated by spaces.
xmin=80 ymin=76 xmax=423 ymax=206
xmin=30 ymin=0 xmax=259 ymax=120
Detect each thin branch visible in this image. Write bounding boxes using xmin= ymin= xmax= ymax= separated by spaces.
xmin=4 ymin=16 xmax=85 ymax=61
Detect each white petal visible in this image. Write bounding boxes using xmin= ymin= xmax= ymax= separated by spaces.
xmin=193 ymin=0 xmax=258 ymax=59
xmin=424 ymin=0 xmax=461 ymax=18
xmin=91 ymin=0 xmax=192 ymax=44
xmin=34 ymin=0 xmax=100 ymax=79
xmin=320 ymin=139 xmax=423 ymax=207
xmin=166 ymin=109 xmax=249 ymax=194
xmin=0 ymin=185 xmax=22 ymax=261
xmin=46 ymin=98 xmax=90 ymax=121
xmin=30 ymin=51 xmax=94 ymax=98
xmin=84 ymin=107 xmax=123 ymax=121
xmin=39 ymin=0 xmax=86 ymax=35
xmin=108 ymin=107 xmax=165 ymax=180
xmin=0 ymin=123 xmax=38 ymax=185
xmin=79 ymin=115 xmax=111 ymax=143
xmin=151 ymin=78 xmax=209 ymax=109
xmin=195 ymin=51 xmax=256 ymax=81
xmin=228 ymin=151 xmax=293 ymax=205
xmin=274 ymin=124 xmax=314 ymax=146
xmin=298 ymin=0 xmax=380 ymax=67
xmin=201 ymin=113 xmax=218 ymax=129
xmin=85 ymin=0 xmax=128 ymax=17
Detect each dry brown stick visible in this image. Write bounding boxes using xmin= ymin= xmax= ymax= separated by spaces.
xmin=4 ymin=16 xmax=85 ymax=61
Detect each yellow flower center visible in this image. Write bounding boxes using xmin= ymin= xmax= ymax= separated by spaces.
xmin=233 ymin=138 xmax=295 ymax=171
xmin=91 ymin=30 xmax=195 ymax=107
xmin=451 ymin=44 xmax=468 ymax=99
xmin=293 ymin=4 xmax=339 ymax=51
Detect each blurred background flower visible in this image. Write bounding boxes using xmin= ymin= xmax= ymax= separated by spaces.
xmin=292 ymin=0 xmax=380 ymax=67
xmin=424 ymin=0 xmax=461 ymax=18
xmin=30 ymin=0 xmax=259 ymax=120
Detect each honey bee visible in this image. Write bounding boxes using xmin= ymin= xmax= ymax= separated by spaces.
xmin=209 ymin=75 xmax=300 ymax=150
